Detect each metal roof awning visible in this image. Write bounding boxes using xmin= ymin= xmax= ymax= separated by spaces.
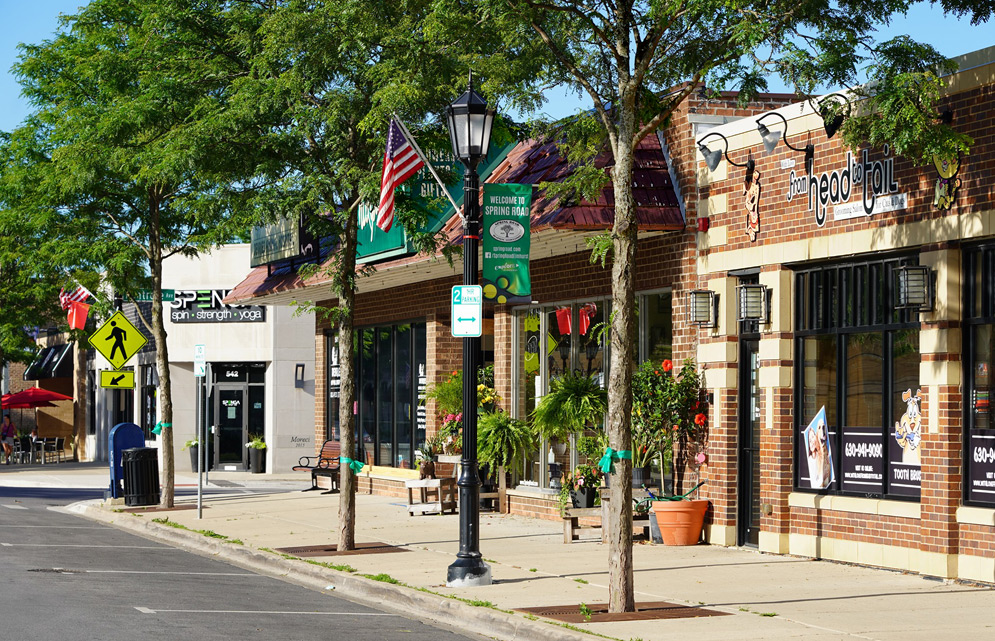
xmin=23 ymin=343 xmax=74 ymax=381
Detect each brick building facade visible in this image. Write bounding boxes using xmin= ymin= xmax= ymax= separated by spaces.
xmin=227 ymin=45 xmax=995 ymax=584
xmin=691 ymin=46 xmax=995 ymax=582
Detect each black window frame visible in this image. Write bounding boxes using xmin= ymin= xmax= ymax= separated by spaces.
xmin=793 ymin=254 xmax=922 ymax=500
xmin=351 ymin=320 xmax=426 ymax=468
xmin=963 ymin=243 xmax=995 ymax=506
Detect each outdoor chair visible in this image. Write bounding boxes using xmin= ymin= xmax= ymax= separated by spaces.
xmin=12 ymin=437 xmax=30 ymax=464
xmin=43 ymin=437 xmax=67 ymax=464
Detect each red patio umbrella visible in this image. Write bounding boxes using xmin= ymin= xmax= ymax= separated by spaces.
xmin=3 ymin=387 xmax=73 ymax=408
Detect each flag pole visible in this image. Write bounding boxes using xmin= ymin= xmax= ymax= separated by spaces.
xmin=393 ymin=115 xmax=464 ymax=219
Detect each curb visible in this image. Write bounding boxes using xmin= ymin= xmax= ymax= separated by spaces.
xmin=63 ymin=500 xmax=604 ymax=641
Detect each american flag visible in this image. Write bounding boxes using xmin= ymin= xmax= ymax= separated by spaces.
xmin=376 ymin=119 xmax=425 ymax=232
xmin=59 ymin=285 xmax=92 ymax=310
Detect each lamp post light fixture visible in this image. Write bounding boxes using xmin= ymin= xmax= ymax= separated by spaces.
xmin=688 ymin=290 xmax=718 ymax=327
xmin=444 ymin=72 xmax=495 ymax=588
xmin=697 ymin=131 xmax=755 ymax=181
xmin=737 ymin=283 xmax=770 ymax=323
xmin=756 ymin=112 xmax=815 ymax=174
xmin=895 ymin=265 xmax=934 ymax=311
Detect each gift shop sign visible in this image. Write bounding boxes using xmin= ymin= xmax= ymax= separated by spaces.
xmin=786 ymin=145 xmax=906 ymax=227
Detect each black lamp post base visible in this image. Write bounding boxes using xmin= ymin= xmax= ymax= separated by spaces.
xmin=446 ymin=556 xmax=492 ymax=587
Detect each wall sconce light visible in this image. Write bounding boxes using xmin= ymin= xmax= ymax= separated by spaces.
xmin=756 ymin=112 xmax=814 ymax=174
xmin=295 ymin=363 xmax=306 ymax=388
xmin=737 ymin=284 xmax=770 ymax=323
xmin=816 ymin=94 xmax=852 ymax=139
xmin=894 ymin=265 xmax=934 ymax=311
xmin=689 ymin=290 xmax=718 ymax=328
xmin=698 ymin=131 xmax=755 ymax=181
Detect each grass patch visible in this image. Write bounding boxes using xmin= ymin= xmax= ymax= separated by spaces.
xmin=361 ymin=573 xmax=401 ymax=584
xmin=305 ymin=559 xmax=357 ymax=573
xmin=529 ymin=568 xmax=537 ymax=572
xmin=574 ymin=578 xmax=588 ymax=584
xmin=758 ymin=612 xmax=777 ymax=617
xmin=150 ymin=517 xmax=238 ymax=543
xmin=579 ymin=603 xmax=593 ymax=621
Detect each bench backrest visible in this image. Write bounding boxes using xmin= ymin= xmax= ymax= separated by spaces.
xmin=318 ymin=440 xmax=341 ymax=463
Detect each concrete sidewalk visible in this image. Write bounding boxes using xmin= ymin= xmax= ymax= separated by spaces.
xmin=3 ymin=463 xmax=994 ymax=640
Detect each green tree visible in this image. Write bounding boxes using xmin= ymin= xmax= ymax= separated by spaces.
xmin=458 ymin=0 xmax=993 ymax=613
xmin=230 ymin=0 xmax=489 ymax=551
xmin=2 ymin=0 xmax=265 ymax=506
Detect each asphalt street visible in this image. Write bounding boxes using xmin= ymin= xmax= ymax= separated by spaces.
xmin=0 ymin=485 xmax=480 ymax=641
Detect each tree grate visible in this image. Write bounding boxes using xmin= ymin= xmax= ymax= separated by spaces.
xmin=274 ymin=542 xmax=407 ymax=557
xmin=514 ymin=601 xmax=730 ymax=623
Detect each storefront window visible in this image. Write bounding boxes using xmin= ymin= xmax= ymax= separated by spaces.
xmin=513 ymin=294 xmax=672 ymax=489
xmin=325 ymin=333 xmax=340 ymax=441
xmin=352 ymin=322 xmax=425 ymax=468
xmin=964 ymin=245 xmax=995 ymax=504
xmin=795 ymin=257 xmax=920 ymax=499
xmin=140 ymin=364 xmax=158 ymax=440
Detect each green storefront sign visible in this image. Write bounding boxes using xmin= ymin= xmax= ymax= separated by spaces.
xmin=482 ymin=183 xmax=532 ymax=303
xmin=356 ymin=140 xmax=516 ymax=263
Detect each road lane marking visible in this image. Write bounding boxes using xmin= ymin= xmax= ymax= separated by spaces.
xmin=2 ymin=504 xmax=28 ymax=510
xmin=2 ymin=544 xmax=175 ymax=549
xmin=2 ymin=525 xmax=105 ymax=529
xmin=88 ymin=570 xmax=261 ymax=576
xmin=135 ymin=608 xmax=394 ymax=616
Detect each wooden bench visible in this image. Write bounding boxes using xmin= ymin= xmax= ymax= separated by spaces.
xmin=406 ymin=478 xmax=457 ymax=515
xmin=292 ymin=440 xmax=340 ymax=494
xmin=562 ymin=487 xmax=652 ymax=543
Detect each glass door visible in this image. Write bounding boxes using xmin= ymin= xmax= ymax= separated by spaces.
xmin=738 ymin=338 xmax=762 ymax=546
xmin=214 ymin=384 xmax=247 ymax=469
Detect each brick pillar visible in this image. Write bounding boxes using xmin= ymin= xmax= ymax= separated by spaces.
xmin=759 ymin=268 xmax=794 ymax=553
xmin=917 ymin=248 xmax=961 ymax=578
xmin=493 ymin=306 xmax=513 ymax=413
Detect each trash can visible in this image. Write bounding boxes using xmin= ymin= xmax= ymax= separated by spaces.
xmin=122 ymin=447 xmax=160 ymax=507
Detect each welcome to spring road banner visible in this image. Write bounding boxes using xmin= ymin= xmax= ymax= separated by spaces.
xmin=482 ymin=183 xmax=532 ymax=304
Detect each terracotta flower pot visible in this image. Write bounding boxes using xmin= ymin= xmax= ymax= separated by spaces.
xmin=650 ymin=499 xmax=709 ymax=546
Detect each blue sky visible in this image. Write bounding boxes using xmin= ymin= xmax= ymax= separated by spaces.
xmin=1 ymin=1 xmax=992 ymax=131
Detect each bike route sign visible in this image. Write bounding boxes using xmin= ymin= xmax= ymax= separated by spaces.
xmin=89 ymin=310 xmax=147 ymax=369
xmin=451 ymin=285 xmax=482 ymax=338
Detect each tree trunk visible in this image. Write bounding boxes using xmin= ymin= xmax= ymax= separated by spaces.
xmin=336 ymin=199 xmax=360 ymax=552
xmin=606 ymin=82 xmax=638 ymax=614
xmin=149 ymin=197 xmax=175 ymax=508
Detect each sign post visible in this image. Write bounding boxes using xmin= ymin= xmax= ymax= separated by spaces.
xmin=451 ymin=285 xmax=483 ymax=338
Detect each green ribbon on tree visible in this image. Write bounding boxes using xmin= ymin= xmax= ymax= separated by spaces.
xmin=598 ymin=447 xmax=632 ymax=474
xmin=151 ymin=422 xmax=171 ymax=435
xmin=340 ymin=456 xmax=364 ymax=474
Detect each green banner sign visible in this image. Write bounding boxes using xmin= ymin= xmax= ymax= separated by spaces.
xmin=483 ymin=183 xmax=532 ymax=304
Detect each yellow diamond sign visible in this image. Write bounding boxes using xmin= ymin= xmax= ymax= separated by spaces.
xmin=89 ymin=311 xmax=147 ymax=369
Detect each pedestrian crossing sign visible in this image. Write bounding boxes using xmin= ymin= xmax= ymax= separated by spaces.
xmin=89 ymin=311 xmax=147 ymax=369
xmin=100 ymin=370 xmax=136 ymax=389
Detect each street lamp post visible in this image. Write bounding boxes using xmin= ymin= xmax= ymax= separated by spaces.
xmin=445 ymin=73 xmax=495 ymax=587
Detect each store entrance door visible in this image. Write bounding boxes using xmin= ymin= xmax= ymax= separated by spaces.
xmin=738 ymin=338 xmax=761 ymax=546
xmin=214 ymin=384 xmax=247 ymax=470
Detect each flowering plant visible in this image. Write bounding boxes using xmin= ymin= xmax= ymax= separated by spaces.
xmin=558 ymin=463 xmax=602 ymax=507
xmin=631 ymin=358 xmax=708 ymax=495
xmin=439 ymin=412 xmax=463 ymax=455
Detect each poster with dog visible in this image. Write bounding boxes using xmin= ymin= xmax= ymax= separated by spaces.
xmin=803 ymin=406 xmax=834 ymax=489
